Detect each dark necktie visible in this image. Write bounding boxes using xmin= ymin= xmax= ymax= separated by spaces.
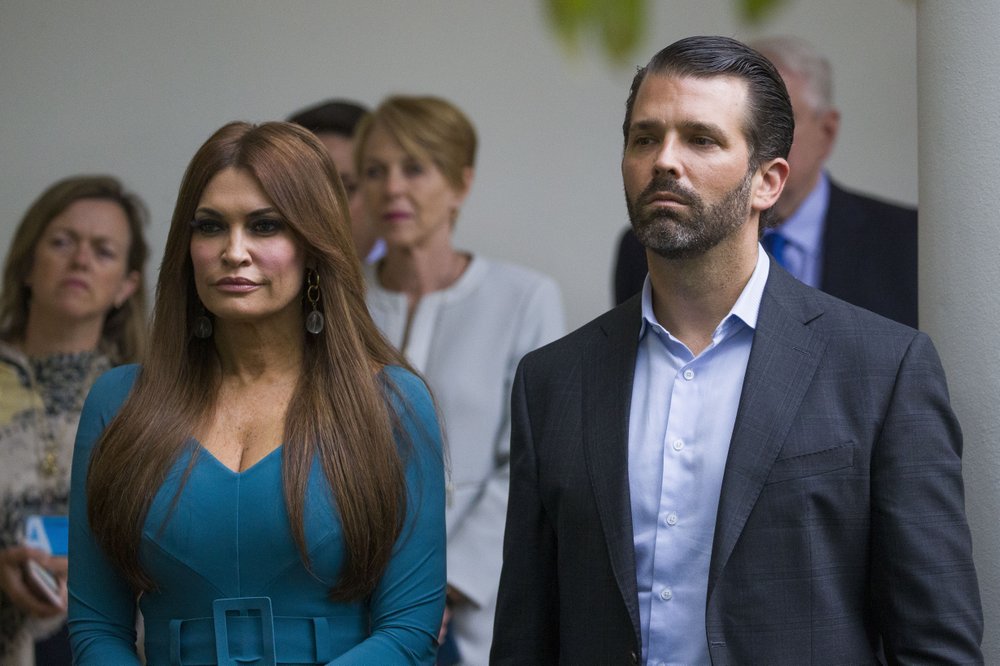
xmin=761 ymin=231 xmax=789 ymax=269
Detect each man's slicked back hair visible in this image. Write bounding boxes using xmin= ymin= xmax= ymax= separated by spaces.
xmin=622 ymin=35 xmax=794 ymax=169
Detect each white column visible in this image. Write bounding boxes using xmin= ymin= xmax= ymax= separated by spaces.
xmin=917 ymin=1 xmax=1000 ymax=658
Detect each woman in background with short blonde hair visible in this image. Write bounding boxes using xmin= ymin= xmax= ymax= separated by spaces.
xmin=356 ymin=95 xmax=565 ymax=664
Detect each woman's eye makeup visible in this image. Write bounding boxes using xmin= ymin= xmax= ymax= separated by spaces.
xmin=191 ymin=218 xmax=223 ymax=234
xmin=250 ymin=218 xmax=283 ymax=234
xmin=190 ymin=216 xmax=285 ymax=235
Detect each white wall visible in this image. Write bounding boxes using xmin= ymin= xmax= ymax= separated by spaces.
xmin=0 ymin=0 xmax=917 ymax=331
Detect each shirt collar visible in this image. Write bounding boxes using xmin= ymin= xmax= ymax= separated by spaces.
xmin=775 ymin=171 xmax=830 ymax=255
xmin=639 ymin=245 xmax=770 ymax=341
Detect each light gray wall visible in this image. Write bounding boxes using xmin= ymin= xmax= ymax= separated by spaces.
xmin=0 ymin=0 xmax=917 ymax=330
xmin=918 ymin=1 xmax=999 ymax=658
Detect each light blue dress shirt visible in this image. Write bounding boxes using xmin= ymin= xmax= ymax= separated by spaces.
xmin=628 ymin=248 xmax=770 ymax=666
xmin=766 ymin=171 xmax=830 ymax=288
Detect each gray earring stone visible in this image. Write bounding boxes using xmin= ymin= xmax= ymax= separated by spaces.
xmin=306 ymin=310 xmax=324 ymax=335
xmin=193 ymin=315 xmax=213 ymax=339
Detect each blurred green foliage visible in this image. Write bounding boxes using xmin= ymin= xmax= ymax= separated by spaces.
xmin=738 ymin=0 xmax=790 ymax=22
xmin=545 ymin=0 xmax=645 ymax=63
xmin=545 ymin=0 xmax=789 ymax=63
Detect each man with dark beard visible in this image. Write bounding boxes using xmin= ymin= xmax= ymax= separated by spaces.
xmin=627 ymin=167 xmax=753 ymax=261
xmin=491 ymin=36 xmax=982 ymax=665
xmin=614 ymin=36 xmax=919 ymax=330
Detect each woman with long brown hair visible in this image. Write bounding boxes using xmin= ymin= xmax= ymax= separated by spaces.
xmin=67 ymin=122 xmax=446 ymax=664
xmin=0 ymin=175 xmax=147 ymax=666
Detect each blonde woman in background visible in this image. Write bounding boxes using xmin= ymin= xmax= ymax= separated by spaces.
xmin=0 ymin=175 xmax=147 ymax=665
xmin=355 ymin=95 xmax=565 ymax=664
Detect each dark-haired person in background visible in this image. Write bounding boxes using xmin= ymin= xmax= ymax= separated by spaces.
xmin=613 ymin=35 xmax=918 ymax=329
xmin=288 ymin=98 xmax=385 ymax=264
xmin=493 ymin=36 xmax=981 ymax=665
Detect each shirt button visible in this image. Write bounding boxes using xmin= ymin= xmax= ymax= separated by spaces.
xmin=672 ymin=438 xmax=684 ymax=452
xmin=683 ymin=368 xmax=695 ymax=380
xmin=660 ymin=588 xmax=673 ymax=601
xmin=665 ymin=512 xmax=678 ymax=526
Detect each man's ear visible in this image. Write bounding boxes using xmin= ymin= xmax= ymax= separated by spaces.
xmin=752 ymin=158 xmax=790 ymax=213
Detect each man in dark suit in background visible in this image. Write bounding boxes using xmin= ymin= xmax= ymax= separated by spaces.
xmin=287 ymin=99 xmax=386 ymax=265
xmin=613 ymin=36 xmax=918 ymax=329
xmin=492 ymin=36 xmax=981 ymax=665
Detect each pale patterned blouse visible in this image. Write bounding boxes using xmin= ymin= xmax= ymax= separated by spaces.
xmin=0 ymin=341 xmax=109 ymax=665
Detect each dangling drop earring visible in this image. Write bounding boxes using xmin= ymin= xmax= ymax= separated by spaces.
xmin=305 ymin=269 xmax=324 ymax=335
xmin=193 ymin=303 xmax=213 ymax=339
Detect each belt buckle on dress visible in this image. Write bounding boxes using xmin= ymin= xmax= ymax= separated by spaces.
xmin=212 ymin=596 xmax=277 ymax=666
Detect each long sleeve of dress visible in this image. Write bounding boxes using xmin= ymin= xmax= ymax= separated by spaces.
xmin=330 ymin=367 xmax=446 ymax=664
xmin=67 ymin=365 xmax=142 ymax=664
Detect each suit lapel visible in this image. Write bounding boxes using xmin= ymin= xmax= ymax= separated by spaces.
xmin=707 ymin=266 xmax=828 ymax=600
xmin=581 ymin=297 xmax=643 ymax=642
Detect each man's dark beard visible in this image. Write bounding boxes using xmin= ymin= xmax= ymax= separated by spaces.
xmin=626 ymin=169 xmax=753 ymax=260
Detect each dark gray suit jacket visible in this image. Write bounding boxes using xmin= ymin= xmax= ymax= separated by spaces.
xmin=492 ymin=262 xmax=982 ymax=665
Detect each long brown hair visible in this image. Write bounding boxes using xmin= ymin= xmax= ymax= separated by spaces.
xmin=0 ymin=175 xmax=149 ymax=362
xmin=86 ymin=121 xmax=418 ymax=600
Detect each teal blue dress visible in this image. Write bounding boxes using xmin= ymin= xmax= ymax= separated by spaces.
xmin=67 ymin=365 xmax=446 ymax=665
